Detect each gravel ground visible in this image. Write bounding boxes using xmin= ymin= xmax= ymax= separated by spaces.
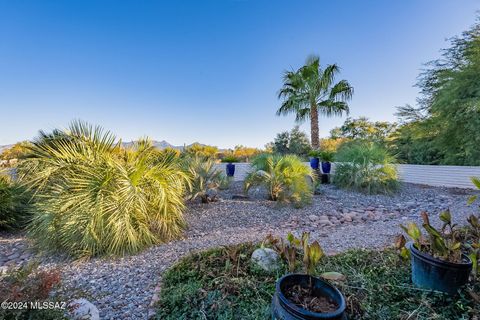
xmin=1 ymin=182 xmax=479 ymax=319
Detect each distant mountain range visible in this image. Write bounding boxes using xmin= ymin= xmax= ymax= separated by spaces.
xmin=121 ymin=140 xmax=210 ymax=151
xmin=0 ymin=144 xmax=13 ymax=153
xmin=0 ymin=141 xmax=216 ymax=153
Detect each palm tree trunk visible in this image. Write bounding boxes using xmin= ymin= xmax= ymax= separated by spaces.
xmin=310 ymin=104 xmax=319 ymax=149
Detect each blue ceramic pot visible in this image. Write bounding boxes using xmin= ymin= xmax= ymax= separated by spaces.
xmin=226 ymin=163 xmax=235 ymax=177
xmin=321 ymin=162 xmax=331 ymax=174
xmin=271 ymin=274 xmax=346 ymax=320
xmin=310 ymin=158 xmax=320 ymax=170
xmin=408 ymin=242 xmax=472 ymax=295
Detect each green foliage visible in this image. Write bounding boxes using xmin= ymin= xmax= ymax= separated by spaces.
xmin=399 ymin=211 xmax=470 ymax=263
xmin=244 ymin=154 xmax=314 ymax=206
xmin=319 ymin=150 xmax=334 ymax=162
xmin=334 ymin=141 xmax=399 ymax=194
xmin=277 ymin=55 xmax=353 ymax=149
xmin=330 ymin=117 xmax=397 ymax=145
xmin=307 ymin=149 xmax=322 ymax=158
xmin=183 ymin=155 xmax=229 ymax=203
xmin=391 ymin=17 xmax=480 ymax=165
xmin=270 ymin=126 xmax=311 ymax=158
xmin=156 ymin=243 xmax=278 ymax=320
xmin=17 ymin=121 xmax=189 ymax=258
xmin=221 ymin=155 xmax=239 ymax=163
xmin=0 ymin=172 xmax=31 ymax=230
xmin=156 ymin=243 xmax=480 ymax=319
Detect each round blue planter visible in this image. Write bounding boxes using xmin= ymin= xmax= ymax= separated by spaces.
xmin=310 ymin=158 xmax=320 ymax=170
xmin=321 ymin=162 xmax=331 ymax=174
xmin=408 ymin=242 xmax=472 ymax=295
xmin=271 ymin=274 xmax=346 ymax=320
xmin=226 ymin=163 xmax=235 ymax=177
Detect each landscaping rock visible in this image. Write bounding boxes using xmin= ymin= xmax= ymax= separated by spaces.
xmin=68 ymin=298 xmax=100 ymax=320
xmin=251 ymin=248 xmax=281 ymax=272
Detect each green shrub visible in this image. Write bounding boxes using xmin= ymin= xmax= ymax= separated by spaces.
xmin=183 ymin=155 xmax=229 ymax=203
xmin=244 ymin=154 xmax=314 ymax=205
xmin=17 ymin=121 xmax=189 ymax=258
xmin=221 ymin=155 xmax=239 ymax=163
xmin=0 ymin=172 xmax=31 ymax=230
xmin=334 ymin=141 xmax=399 ymax=194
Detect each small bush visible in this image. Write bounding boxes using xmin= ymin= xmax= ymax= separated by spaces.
xmin=17 ymin=121 xmax=190 ymax=258
xmin=0 ymin=173 xmax=31 ymax=230
xmin=183 ymin=155 xmax=229 ymax=203
xmin=244 ymin=154 xmax=314 ymax=206
xmin=221 ymin=155 xmax=239 ymax=163
xmin=334 ymin=141 xmax=399 ymax=194
xmin=0 ymin=262 xmax=66 ymax=320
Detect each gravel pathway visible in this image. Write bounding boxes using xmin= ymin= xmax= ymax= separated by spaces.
xmin=1 ymin=182 xmax=479 ymax=319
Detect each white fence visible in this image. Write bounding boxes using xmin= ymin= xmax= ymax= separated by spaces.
xmin=215 ymin=163 xmax=480 ymax=189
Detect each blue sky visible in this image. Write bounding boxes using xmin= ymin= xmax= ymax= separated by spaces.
xmin=0 ymin=1 xmax=478 ymax=148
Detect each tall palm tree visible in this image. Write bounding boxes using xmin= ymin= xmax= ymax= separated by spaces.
xmin=277 ymin=55 xmax=354 ymax=149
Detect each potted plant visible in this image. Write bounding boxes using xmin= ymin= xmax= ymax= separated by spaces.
xmin=319 ymin=150 xmax=334 ymax=174
xmin=397 ymin=211 xmax=474 ymax=294
xmin=267 ymin=233 xmax=346 ymax=320
xmin=308 ymin=150 xmax=322 ymax=170
xmin=222 ymin=156 xmax=239 ymax=177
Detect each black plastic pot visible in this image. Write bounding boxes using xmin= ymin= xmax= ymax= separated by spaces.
xmin=408 ymin=242 xmax=472 ymax=295
xmin=271 ymin=274 xmax=346 ymax=320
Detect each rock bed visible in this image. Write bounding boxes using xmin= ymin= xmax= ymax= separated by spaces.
xmin=0 ymin=182 xmax=479 ymax=319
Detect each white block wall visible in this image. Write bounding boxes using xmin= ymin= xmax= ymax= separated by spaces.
xmin=215 ymin=163 xmax=480 ymax=189
xmin=396 ymin=164 xmax=480 ymax=189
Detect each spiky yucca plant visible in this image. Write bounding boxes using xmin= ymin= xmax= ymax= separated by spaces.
xmin=17 ymin=121 xmax=189 ymax=258
xmin=244 ymin=154 xmax=314 ymax=206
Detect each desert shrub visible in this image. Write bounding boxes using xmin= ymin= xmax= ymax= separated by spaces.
xmin=17 ymin=121 xmax=189 ymax=258
xmin=244 ymin=154 xmax=314 ymax=205
xmin=334 ymin=141 xmax=399 ymax=194
xmin=0 ymin=173 xmax=31 ymax=230
xmin=0 ymin=262 xmax=66 ymax=320
xmin=183 ymin=155 xmax=229 ymax=203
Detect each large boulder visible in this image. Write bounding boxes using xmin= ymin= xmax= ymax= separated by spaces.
xmin=68 ymin=298 xmax=99 ymax=320
xmin=251 ymin=248 xmax=281 ymax=272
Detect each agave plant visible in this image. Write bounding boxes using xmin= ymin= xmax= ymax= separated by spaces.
xmin=244 ymin=154 xmax=314 ymax=206
xmin=183 ymin=155 xmax=229 ymax=203
xmin=17 ymin=121 xmax=189 ymax=258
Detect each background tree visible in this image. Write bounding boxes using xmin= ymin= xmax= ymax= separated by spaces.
xmin=330 ymin=117 xmax=397 ymax=145
xmin=390 ymin=16 xmax=480 ymax=165
xmin=270 ymin=126 xmax=311 ymax=158
xmin=277 ymin=55 xmax=354 ymax=149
